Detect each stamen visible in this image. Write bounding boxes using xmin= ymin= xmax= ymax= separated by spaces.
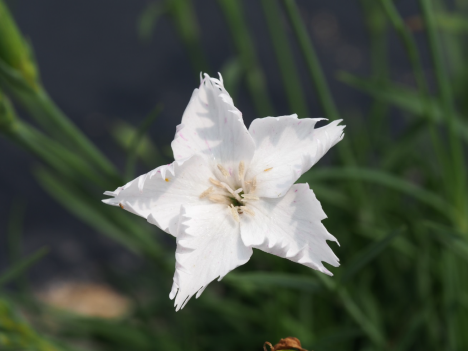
xmin=199 ymin=186 xmax=214 ymax=199
xmin=250 ymin=176 xmax=257 ymax=192
xmin=209 ymin=177 xmax=222 ymax=187
xmin=242 ymin=194 xmax=259 ymax=201
xmin=240 ymin=206 xmax=255 ymax=216
xmin=238 ymin=161 xmax=245 ymax=180
xmin=217 ymin=164 xmax=230 ymax=178
xmin=229 ymin=204 xmax=240 ymax=222
xmin=209 ymin=194 xmax=228 ymax=204
xmin=220 ymin=182 xmax=243 ymax=202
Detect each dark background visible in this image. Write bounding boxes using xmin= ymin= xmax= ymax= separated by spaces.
xmin=1 ymin=0 xmax=423 ymax=286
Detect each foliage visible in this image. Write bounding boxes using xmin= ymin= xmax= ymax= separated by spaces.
xmin=1 ymin=0 xmax=468 ymax=350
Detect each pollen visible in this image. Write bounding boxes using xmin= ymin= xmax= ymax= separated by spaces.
xmin=264 ymin=167 xmax=273 ymax=172
xmin=240 ymin=206 xmax=255 ymax=216
xmin=217 ymin=164 xmax=230 ymax=178
xmin=250 ymin=176 xmax=257 ymax=192
xmin=209 ymin=177 xmax=222 ymax=187
xmin=119 ymin=203 xmax=124 ymax=209
xmin=199 ymin=186 xmax=214 ymax=199
xmin=238 ymin=161 xmax=245 ymax=179
xmin=165 ymin=178 xmax=170 ymax=182
xmin=208 ymin=194 xmax=228 ymax=204
xmin=228 ymin=204 xmax=240 ymax=222
xmin=242 ymin=194 xmax=259 ymax=201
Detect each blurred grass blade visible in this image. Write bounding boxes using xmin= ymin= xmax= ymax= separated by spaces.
xmin=112 ymin=120 xmax=162 ymax=168
xmin=424 ymin=221 xmax=468 ymax=264
xmin=225 ymin=272 xmax=321 ymax=293
xmin=419 ymin=0 xmax=466 ymax=231
xmin=0 ymin=59 xmax=120 ymax=182
xmin=217 ymin=0 xmax=274 ymax=116
xmin=379 ymin=0 xmax=427 ymax=91
xmin=167 ymin=0 xmax=210 ymax=73
xmin=0 ymin=0 xmax=38 ymax=87
xmin=359 ymin=0 xmax=389 ymax=135
xmin=337 ymin=289 xmax=385 ymax=346
xmin=34 ymin=167 xmax=159 ymax=258
xmin=0 ymin=247 xmax=48 ymax=287
xmin=436 ymin=13 xmax=468 ymax=33
xmin=303 ymin=167 xmax=454 ymax=221
xmin=341 ymin=228 xmax=404 ymax=283
xmin=220 ymin=57 xmax=243 ymax=100
xmin=337 ymin=72 xmax=468 ymax=142
xmin=7 ymin=200 xmax=30 ymax=295
xmin=282 ymin=0 xmax=338 ymax=121
xmin=282 ymin=0 xmax=363 ymax=204
xmin=138 ymin=2 xmax=167 ymax=42
xmin=314 ymin=273 xmax=386 ymax=346
xmin=261 ymin=0 xmax=308 ymax=117
xmin=125 ymin=104 xmax=163 ymax=180
xmin=3 ymin=119 xmax=109 ymax=188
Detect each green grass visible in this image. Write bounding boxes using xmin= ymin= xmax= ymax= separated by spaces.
xmin=1 ymin=0 xmax=467 ymax=350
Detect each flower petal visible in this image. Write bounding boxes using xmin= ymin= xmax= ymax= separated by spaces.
xmin=170 ymin=203 xmax=252 ymax=311
xmin=240 ymin=183 xmax=339 ymax=275
xmin=171 ymin=74 xmax=255 ymax=179
xmin=246 ymin=115 xmax=344 ymax=198
xmin=102 ymin=155 xmax=216 ymax=236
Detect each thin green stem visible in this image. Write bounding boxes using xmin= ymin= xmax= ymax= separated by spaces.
xmin=379 ymin=0 xmax=450 ymax=211
xmin=282 ymin=0 xmax=365 ymax=205
xmin=419 ymin=0 xmax=467 ymax=232
xmin=260 ymin=0 xmax=308 ymax=117
xmin=217 ymin=0 xmax=274 ymax=116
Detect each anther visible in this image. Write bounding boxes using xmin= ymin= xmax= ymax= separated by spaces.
xmin=241 ymin=194 xmax=259 ymax=201
xmin=217 ymin=164 xmax=230 ymax=178
xmin=250 ymin=176 xmax=257 ymax=192
xmin=238 ymin=161 xmax=245 ymax=180
xmin=220 ymin=182 xmax=243 ymax=203
xmin=199 ymin=186 xmax=214 ymax=199
xmin=240 ymin=206 xmax=255 ymax=216
xmin=209 ymin=194 xmax=228 ymax=204
xmin=209 ymin=177 xmax=222 ymax=187
xmin=229 ymin=204 xmax=240 ymax=222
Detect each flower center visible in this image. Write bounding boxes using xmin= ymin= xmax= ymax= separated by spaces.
xmin=199 ymin=161 xmax=258 ymax=222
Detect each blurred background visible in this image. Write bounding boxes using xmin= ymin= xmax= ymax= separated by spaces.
xmin=1 ymin=0 xmax=467 ymax=350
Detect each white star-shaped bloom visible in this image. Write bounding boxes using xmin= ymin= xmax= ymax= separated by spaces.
xmin=103 ymin=74 xmax=345 ymax=311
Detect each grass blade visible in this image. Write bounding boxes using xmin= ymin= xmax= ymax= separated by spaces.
xmin=302 ymin=167 xmax=454 ymax=221
xmin=341 ymin=228 xmax=404 ymax=283
xmin=124 ymin=104 xmax=163 ymax=181
xmin=260 ymin=0 xmax=308 ymax=117
xmin=0 ymin=247 xmax=48 ymax=287
xmin=217 ymin=0 xmax=274 ymax=116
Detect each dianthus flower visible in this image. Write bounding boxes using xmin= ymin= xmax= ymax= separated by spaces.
xmin=103 ymin=74 xmax=344 ymax=310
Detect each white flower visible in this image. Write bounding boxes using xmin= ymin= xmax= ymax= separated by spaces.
xmin=103 ymin=73 xmax=345 ymax=311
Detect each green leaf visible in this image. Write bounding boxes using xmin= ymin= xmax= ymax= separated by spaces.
xmin=0 ymin=58 xmax=120 ymax=182
xmin=302 ymin=167 xmax=454 ymax=221
xmin=424 ymin=221 xmax=468 ymax=264
xmin=167 ymin=0 xmax=210 ymax=74
xmin=341 ymin=228 xmax=404 ymax=283
xmin=217 ymin=0 xmax=274 ymax=116
xmin=34 ymin=167 xmax=161 ymax=259
xmin=0 ymin=247 xmax=48 ymax=287
xmin=261 ymin=0 xmax=308 ymax=117
xmin=224 ymin=272 xmax=321 ymax=293
xmin=337 ymin=72 xmax=468 ymax=142
xmin=137 ymin=2 xmax=167 ymax=42
xmin=124 ymin=104 xmax=163 ymax=180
